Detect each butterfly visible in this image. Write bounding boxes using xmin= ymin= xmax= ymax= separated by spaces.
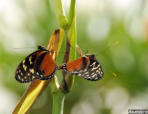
xmin=15 ymin=46 xmax=57 ymax=83
xmin=59 ymin=54 xmax=104 ymax=81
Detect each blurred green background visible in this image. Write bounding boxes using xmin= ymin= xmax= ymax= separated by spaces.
xmin=0 ymin=0 xmax=148 ymax=114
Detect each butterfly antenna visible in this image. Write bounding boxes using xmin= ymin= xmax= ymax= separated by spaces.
xmin=13 ymin=47 xmax=35 ymax=50
xmin=84 ymin=50 xmax=89 ymax=55
xmin=98 ymin=41 xmax=120 ymax=54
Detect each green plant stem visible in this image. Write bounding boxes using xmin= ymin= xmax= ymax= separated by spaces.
xmin=51 ymin=0 xmax=76 ymax=114
xmin=52 ymin=0 xmax=68 ymax=29
xmin=68 ymin=0 xmax=76 ymax=26
xmin=52 ymin=92 xmax=65 ymax=114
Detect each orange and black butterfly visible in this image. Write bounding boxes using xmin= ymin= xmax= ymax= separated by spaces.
xmin=59 ymin=54 xmax=104 ymax=81
xmin=15 ymin=46 xmax=56 ymax=83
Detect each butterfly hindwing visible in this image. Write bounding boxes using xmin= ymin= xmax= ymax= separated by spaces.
xmin=77 ymin=56 xmax=104 ymax=81
xmin=15 ymin=51 xmax=39 ymax=83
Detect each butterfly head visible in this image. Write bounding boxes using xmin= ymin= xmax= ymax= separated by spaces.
xmin=85 ymin=54 xmax=95 ymax=60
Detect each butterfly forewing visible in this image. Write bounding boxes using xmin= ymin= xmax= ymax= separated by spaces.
xmin=15 ymin=50 xmax=40 ymax=83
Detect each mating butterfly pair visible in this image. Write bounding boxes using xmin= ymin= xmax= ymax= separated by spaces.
xmin=15 ymin=46 xmax=104 ymax=83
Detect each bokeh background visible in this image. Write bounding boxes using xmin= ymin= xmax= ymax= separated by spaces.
xmin=0 ymin=0 xmax=148 ymax=114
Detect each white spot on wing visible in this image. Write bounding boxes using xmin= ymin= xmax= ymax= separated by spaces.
xmin=27 ymin=73 xmax=30 ymax=76
xmin=17 ymin=75 xmax=20 ymax=80
xmin=22 ymin=60 xmax=25 ymax=64
xmin=23 ymin=64 xmax=27 ymax=71
xmin=29 ymin=57 xmax=32 ymax=64
xmin=30 ymin=69 xmax=34 ymax=74
xmin=21 ymin=72 xmax=23 ymax=76
xmin=32 ymin=76 xmax=35 ymax=79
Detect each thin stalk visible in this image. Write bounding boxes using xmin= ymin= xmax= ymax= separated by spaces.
xmin=64 ymin=12 xmax=77 ymax=91
xmin=62 ymin=1 xmax=77 ymax=91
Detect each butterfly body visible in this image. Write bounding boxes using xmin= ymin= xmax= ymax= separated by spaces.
xmin=15 ymin=46 xmax=56 ymax=83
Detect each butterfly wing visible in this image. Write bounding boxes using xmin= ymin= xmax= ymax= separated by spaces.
xmin=62 ymin=55 xmax=104 ymax=81
xmin=34 ymin=52 xmax=57 ymax=80
xmin=15 ymin=50 xmax=40 ymax=83
xmin=15 ymin=48 xmax=57 ymax=83
xmin=76 ymin=57 xmax=104 ymax=81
